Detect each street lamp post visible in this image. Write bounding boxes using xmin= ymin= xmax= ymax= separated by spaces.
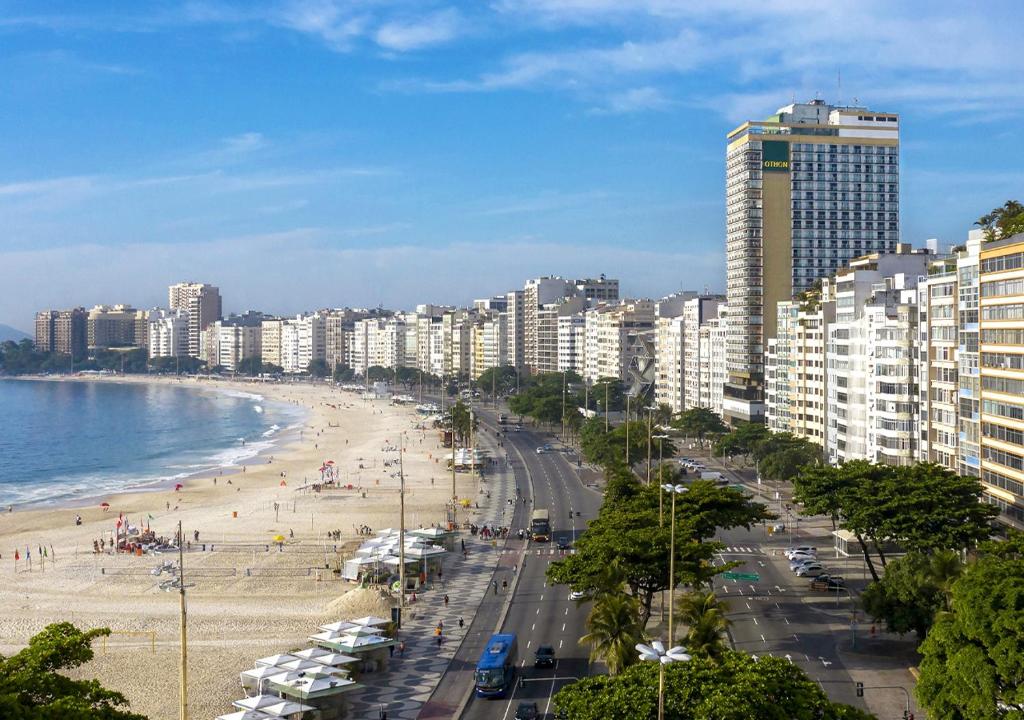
xmin=625 ymin=394 xmax=631 ymax=466
xmin=155 ymin=521 xmax=194 ymax=720
xmin=636 ymin=641 xmax=691 ymax=720
xmin=653 ymin=434 xmax=669 ymax=621
xmin=663 ymin=483 xmax=689 ymax=646
xmin=645 ymin=406 xmax=654 ymax=486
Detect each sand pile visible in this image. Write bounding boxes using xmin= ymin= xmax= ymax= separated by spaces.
xmin=323 ymin=586 xmax=394 ymax=620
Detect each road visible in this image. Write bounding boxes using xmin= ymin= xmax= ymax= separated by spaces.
xmin=714 ymin=522 xmax=867 ymax=711
xmin=460 ymin=414 xmax=602 ymax=720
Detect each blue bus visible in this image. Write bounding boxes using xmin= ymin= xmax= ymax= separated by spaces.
xmin=475 ymin=633 xmax=518 ymax=698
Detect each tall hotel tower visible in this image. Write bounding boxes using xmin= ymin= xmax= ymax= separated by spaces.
xmin=723 ymin=99 xmax=900 ymax=424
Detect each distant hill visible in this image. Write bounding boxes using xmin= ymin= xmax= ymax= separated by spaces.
xmin=0 ymin=324 xmax=30 ymax=343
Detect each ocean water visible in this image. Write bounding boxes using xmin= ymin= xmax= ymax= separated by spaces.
xmin=0 ymin=379 xmax=304 ymax=507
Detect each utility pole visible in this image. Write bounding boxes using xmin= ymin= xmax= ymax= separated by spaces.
xmin=451 ymin=406 xmax=457 ymax=528
xmin=177 ymin=520 xmax=189 ymax=720
xmin=604 ymin=383 xmax=609 ymax=431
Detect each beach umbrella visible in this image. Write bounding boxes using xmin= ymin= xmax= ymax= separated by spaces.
xmin=100 ymin=502 xmax=110 ymax=510
xmin=272 ymin=534 xmax=285 ymax=543
xmin=175 ymin=483 xmax=183 ymax=491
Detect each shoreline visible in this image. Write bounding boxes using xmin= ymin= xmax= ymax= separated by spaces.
xmin=0 ymin=374 xmax=310 ymax=512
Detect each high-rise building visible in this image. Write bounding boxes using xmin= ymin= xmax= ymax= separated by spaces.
xmin=765 ymin=295 xmax=834 ymax=447
xmin=682 ymin=296 xmax=725 ymax=411
xmin=574 ymin=276 xmax=619 ymax=303
xmin=524 ymin=278 xmax=576 ymax=373
xmin=87 ymin=305 xmax=145 ymax=348
xmin=505 ymin=290 xmax=525 ymax=372
xmin=825 ymin=248 xmax=930 ymax=465
xmin=168 ymin=282 xmax=222 ymax=358
xmin=35 ymin=308 xmax=87 ymax=357
xmin=200 ymin=312 xmax=266 ymax=371
xmin=557 ymin=314 xmax=586 ymax=375
xmin=700 ymin=310 xmax=729 ymax=416
xmin=536 ymin=297 xmax=587 ymax=374
xmin=280 ymin=313 xmax=326 ymax=374
xmin=978 ymin=232 xmax=1024 ymax=529
xmin=724 ymin=99 xmax=900 ymax=424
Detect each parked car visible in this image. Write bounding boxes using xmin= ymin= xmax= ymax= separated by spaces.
xmin=787 ymin=552 xmax=817 ymax=565
xmin=770 ymin=523 xmax=786 ymax=533
xmin=795 ymin=563 xmax=824 ymax=577
xmin=811 ymin=573 xmax=845 ymax=586
xmin=569 ymin=590 xmax=588 ymax=601
xmin=784 ymin=546 xmax=817 ymax=559
xmin=534 ymin=645 xmax=556 ymax=668
xmin=790 ymin=558 xmax=819 ymax=572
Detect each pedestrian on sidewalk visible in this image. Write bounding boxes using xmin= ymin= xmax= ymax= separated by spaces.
xmin=493 ymin=580 xmax=498 ymax=595
xmin=398 ymin=640 xmax=406 ymax=657
xmin=513 ymin=563 xmax=517 ymax=573
xmin=444 ymin=594 xmax=449 ymax=607
xmin=502 ymin=579 xmax=508 ymax=592
xmin=458 ymin=616 xmax=464 ymax=629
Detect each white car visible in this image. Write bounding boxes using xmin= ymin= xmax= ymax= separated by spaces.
xmin=794 ymin=563 xmax=824 ymax=577
xmin=784 ymin=547 xmax=817 ymax=559
xmin=789 ymin=557 xmax=818 ymax=570
xmin=569 ymin=590 xmax=587 ymax=601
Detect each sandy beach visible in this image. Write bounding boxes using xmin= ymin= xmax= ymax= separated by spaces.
xmin=0 ymin=375 xmax=479 ymax=719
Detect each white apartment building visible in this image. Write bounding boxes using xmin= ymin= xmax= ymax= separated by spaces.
xmin=583 ymin=300 xmax=656 ymax=383
xmin=699 ymin=309 xmax=729 ymax=416
xmin=505 ymin=290 xmax=525 ymax=372
xmin=537 ymin=297 xmax=587 ymax=374
xmin=557 ymin=314 xmax=586 ymax=374
xmin=655 ymin=316 xmax=685 ymax=412
xmin=202 ymin=322 xmax=261 ymax=372
xmin=280 ymin=313 xmax=326 ymax=374
xmin=826 ymin=248 xmax=931 ymax=465
xmin=352 ymin=315 xmax=407 ymax=375
xmin=683 ymin=297 xmax=724 ymax=411
xmin=148 ymin=310 xmax=189 ymax=358
xmin=524 ymin=278 xmax=576 ymax=373
xmin=471 ymin=311 xmax=507 ymax=379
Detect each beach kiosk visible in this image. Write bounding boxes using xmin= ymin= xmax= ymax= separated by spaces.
xmin=264 ymin=669 xmax=360 ymax=720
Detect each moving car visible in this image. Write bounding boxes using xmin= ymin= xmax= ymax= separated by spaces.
xmin=534 ymin=645 xmax=556 ymax=668
xmin=811 ymin=573 xmax=845 ymax=586
xmin=569 ymin=590 xmax=587 ymax=601
xmin=515 ymin=702 xmax=539 ymax=720
xmin=557 ymin=536 xmax=571 ymax=550
xmin=536 ymin=446 xmax=546 ymax=454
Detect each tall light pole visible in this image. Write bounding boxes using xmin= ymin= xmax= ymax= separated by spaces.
xmin=636 ymin=641 xmax=690 ymax=720
xmin=399 ymin=432 xmax=406 ymax=618
xmin=604 ymin=382 xmax=609 ymax=432
xmin=560 ymin=370 xmax=567 ymax=442
xmin=662 ymin=483 xmax=688 ymax=646
xmin=451 ymin=405 xmax=457 ymax=528
xmin=645 ymin=406 xmax=654 ymax=486
xmin=653 ymin=434 xmax=670 ymax=622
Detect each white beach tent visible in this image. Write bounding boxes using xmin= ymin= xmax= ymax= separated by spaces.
xmin=215 ymin=710 xmax=274 ymax=720
xmin=265 ymin=670 xmax=358 ymax=700
xmin=318 ymin=620 xmax=360 ymax=633
xmin=348 ymin=615 xmax=391 ymax=627
xmin=254 ymin=654 xmax=300 ymax=668
xmin=291 ymin=646 xmax=331 ymax=661
xmin=309 ymin=651 xmax=359 ymax=669
xmin=342 ymin=624 xmax=383 ymax=638
xmin=240 ymin=665 xmax=288 ymax=694
xmin=231 ymin=694 xmax=315 ymax=715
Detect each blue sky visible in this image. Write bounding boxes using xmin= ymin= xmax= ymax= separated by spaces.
xmin=1 ymin=0 xmax=1022 ymax=331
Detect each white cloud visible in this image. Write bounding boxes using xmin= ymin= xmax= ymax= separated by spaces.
xmin=375 ymin=8 xmax=461 ymax=51
xmin=222 ymin=131 xmax=268 ymax=154
xmin=590 ymin=86 xmax=673 ymax=115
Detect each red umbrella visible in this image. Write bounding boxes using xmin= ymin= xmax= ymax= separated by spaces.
xmin=174 ymin=483 xmax=183 ymax=491
xmin=100 ymin=502 xmax=110 ymax=510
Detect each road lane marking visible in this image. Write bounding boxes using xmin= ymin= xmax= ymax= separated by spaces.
xmin=752 ymin=617 xmax=758 ymax=625
xmin=532 ymin=623 xmax=535 ymax=631
xmin=784 ymin=618 xmax=790 ymax=625
xmin=565 ymin=608 xmax=568 ymax=616
xmin=537 ymin=608 xmax=541 ymax=615
xmin=793 ymin=634 xmax=799 ymax=642
xmin=561 ymin=623 xmax=566 ymax=632
xmin=527 ymin=640 xmax=531 ymax=648
xmin=540 ymin=595 xmax=544 ymax=601
xmin=745 ymin=602 xmax=751 ymax=610
xmin=750 ymin=584 xmax=757 ymax=592
xmin=760 ymin=634 xmax=766 ymax=644
xmin=559 ymin=639 xmax=563 ymax=649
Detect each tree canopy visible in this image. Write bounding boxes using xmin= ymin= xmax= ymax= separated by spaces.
xmin=792 ymin=461 xmax=996 ymax=582
xmin=0 ymin=623 xmax=146 ymax=719
xmin=673 ymin=407 xmax=727 ymax=448
xmin=917 ymin=533 xmax=1024 ymax=719
xmin=553 ymin=650 xmax=875 ymax=720
xmin=860 ymin=551 xmax=959 ymax=640
xmin=976 ymin=199 xmax=1024 ymax=242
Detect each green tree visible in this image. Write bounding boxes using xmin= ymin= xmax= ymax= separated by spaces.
xmin=676 ymin=591 xmax=731 ymax=659
xmin=553 ymin=651 xmax=875 ymax=720
xmin=586 ymin=377 xmax=625 ymax=413
xmin=307 ymin=358 xmax=330 ymax=378
xmin=713 ymin=422 xmax=769 ymax=464
xmin=476 ymin=366 xmax=520 ymax=396
xmin=332 ymin=364 xmax=354 ymax=382
xmin=917 ymin=533 xmax=1024 ymax=719
xmin=0 ymin=623 xmax=147 ymax=719
xmin=793 ymin=464 xmax=854 ymax=531
xmin=578 ymin=592 xmax=645 ymax=676
xmin=449 ymin=401 xmax=477 ymax=445
xmin=235 ymin=356 xmax=262 ymax=376
xmin=673 ymin=407 xmax=727 ymax=448
xmin=756 ymin=434 xmax=822 ymax=483
xmin=861 ymin=552 xmax=949 ymax=639
xmin=548 ymin=474 xmax=765 ymax=623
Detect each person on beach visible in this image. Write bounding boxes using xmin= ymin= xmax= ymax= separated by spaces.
xmin=443 ymin=594 xmax=449 ymax=607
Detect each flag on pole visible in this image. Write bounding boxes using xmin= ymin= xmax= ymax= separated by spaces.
xmin=14 ymin=549 xmax=19 ymax=561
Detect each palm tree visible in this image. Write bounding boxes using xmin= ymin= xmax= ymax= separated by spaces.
xmin=578 ymin=593 xmax=645 ymax=675
xmin=676 ymin=591 xmax=732 ymax=659
xmin=927 ymin=549 xmax=963 ymax=612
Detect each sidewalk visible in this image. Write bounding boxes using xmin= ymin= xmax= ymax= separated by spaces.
xmin=346 ymin=434 xmax=520 ymax=720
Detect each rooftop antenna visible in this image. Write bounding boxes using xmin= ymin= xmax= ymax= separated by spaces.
xmin=837 ymin=67 xmax=842 ymax=105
